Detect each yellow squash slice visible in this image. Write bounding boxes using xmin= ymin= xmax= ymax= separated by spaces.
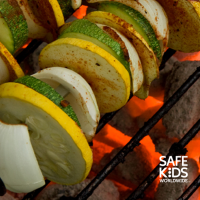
xmin=0 ymin=82 xmax=93 ymax=185
xmin=39 ymin=38 xmax=131 ymax=113
xmin=0 ymin=42 xmax=24 ymax=84
xmin=156 ymin=0 xmax=200 ymax=52
xmin=85 ymin=11 xmax=158 ymax=99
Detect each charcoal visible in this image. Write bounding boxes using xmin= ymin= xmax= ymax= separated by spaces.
xmin=108 ymin=106 xmax=139 ymax=137
xmin=149 ymin=56 xmax=176 ymax=101
xmin=35 ymin=179 xmax=119 ymax=200
xmin=92 ymin=144 xmax=156 ymax=198
xmin=155 ymin=158 xmax=199 ymax=200
xmin=0 ymin=191 xmax=26 ymax=200
xmin=163 ymin=61 xmax=200 ymax=139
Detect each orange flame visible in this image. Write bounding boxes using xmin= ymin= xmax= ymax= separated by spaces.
xmin=73 ymin=5 xmax=88 ymax=19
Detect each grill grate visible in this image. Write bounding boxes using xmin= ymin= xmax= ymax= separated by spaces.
xmin=178 ymin=175 xmax=200 ymax=200
xmin=0 ymin=41 xmax=199 ymax=200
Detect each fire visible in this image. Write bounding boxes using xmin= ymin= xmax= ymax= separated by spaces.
xmin=73 ymin=5 xmax=88 ymax=19
xmin=21 ymin=39 xmax=32 ymax=49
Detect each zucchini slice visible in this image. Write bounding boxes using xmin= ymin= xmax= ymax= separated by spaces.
xmin=98 ymin=1 xmax=162 ymax=61
xmin=0 ymin=82 xmax=93 ymax=185
xmin=59 ymin=19 xmax=130 ymax=75
xmin=39 ymin=38 xmax=131 ymax=113
xmin=85 ymin=11 xmax=158 ymax=99
xmin=14 ymin=75 xmax=80 ymax=126
xmin=57 ymin=0 xmax=74 ymax=19
xmin=0 ymin=0 xmax=28 ymax=54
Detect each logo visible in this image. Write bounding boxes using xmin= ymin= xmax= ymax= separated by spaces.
xmin=159 ymin=156 xmax=189 ymax=183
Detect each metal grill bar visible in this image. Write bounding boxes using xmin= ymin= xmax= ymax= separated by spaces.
xmin=159 ymin=48 xmax=176 ymax=71
xmin=63 ymin=67 xmax=200 ymax=200
xmin=126 ymin=118 xmax=200 ymax=200
xmin=178 ymin=175 xmax=200 ymax=200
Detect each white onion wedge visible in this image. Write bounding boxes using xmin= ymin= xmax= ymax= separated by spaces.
xmin=96 ymin=24 xmax=143 ymax=94
xmin=33 ymin=67 xmax=100 ymax=142
xmin=0 ymin=57 xmax=10 ymax=84
xmin=16 ymin=0 xmax=48 ymax=39
xmin=0 ymin=120 xmax=45 ymax=193
xmin=149 ymin=0 xmax=169 ymax=53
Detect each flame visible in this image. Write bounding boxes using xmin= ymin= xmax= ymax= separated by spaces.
xmin=21 ymin=39 xmax=32 ymax=49
xmin=73 ymin=5 xmax=88 ymax=19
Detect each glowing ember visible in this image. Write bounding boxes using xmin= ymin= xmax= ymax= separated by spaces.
xmin=21 ymin=39 xmax=32 ymax=49
xmin=73 ymin=5 xmax=88 ymax=19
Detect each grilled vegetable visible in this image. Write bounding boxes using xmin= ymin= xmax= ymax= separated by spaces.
xmin=98 ymin=1 xmax=162 ymax=61
xmin=27 ymin=0 xmax=65 ymax=38
xmin=0 ymin=0 xmax=28 ymax=54
xmin=0 ymin=121 xmax=45 ymax=193
xmin=152 ymin=0 xmax=200 ymax=52
xmin=87 ymin=0 xmax=169 ymax=55
xmin=85 ymin=11 xmax=158 ymax=99
xmin=0 ymin=42 xmax=24 ymax=84
xmin=96 ymin=23 xmax=144 ymax=94
xmin=57 ymin=0 xmax=74 ymax=18
xmin=33 ymin=67 xmax=100 ymax=142
xmin=39 ymin=37 xmax=131 ymax=113
xmin=0 ymin=80 xmax=93 ymax=185
xmin=59 ymin=19 xmax=130 ymax=75
xmin=16 ymin=0 xmax=48 ymax=39
xmin=14 ymin=75 xmax=80 ymax=125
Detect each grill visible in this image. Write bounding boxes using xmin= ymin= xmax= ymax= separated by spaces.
xmin=0 ymin=8 xmax=200 ymax=200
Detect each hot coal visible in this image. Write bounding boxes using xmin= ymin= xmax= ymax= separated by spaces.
xmin=163 ymin=60 xmax=200 ymax=139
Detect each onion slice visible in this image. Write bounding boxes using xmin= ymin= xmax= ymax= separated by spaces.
xmin=16 ymin=0 xmax=48 ymax=39
xmin=32 ymin=67 xmax=100 ymax=142
xmin=0 ymin=120 xmax=45 ymax=193
xmin=96 ymin=24 xmax=143 ymax=94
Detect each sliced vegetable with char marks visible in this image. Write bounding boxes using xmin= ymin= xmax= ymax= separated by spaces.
xmin=59 ymin=19 xmax=130 ymax=75
xmin=98 ymin=1 xmax=162 ymax=61
xmin=33 ymin=67 xmax=100 ymax=142
xmin=27 ymin=0 xmax=64 ymax=38
xmin=85 ymin=11 xmax=158 ymax=99
xmin=39 ymin=37 xmax=131 ymax=113
xmin=14 ymin=75 xmax=80 ymax=126
xmin=0 ymin=42 xmax=24 ymax=84
xmin=57 ymin=0 xmax=74 ymax=18
xmin=0 ymin=82 xmax=93 ymax=185
xmin=0 ymin=0 xmax=28 ymax=54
